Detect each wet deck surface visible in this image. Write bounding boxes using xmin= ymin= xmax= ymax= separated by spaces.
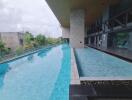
xmin=86 ymin=45 xmax=132 ymax=62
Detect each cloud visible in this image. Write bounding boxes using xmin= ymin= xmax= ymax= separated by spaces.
xmin=0 ymin=0 xmax=62 ymax=37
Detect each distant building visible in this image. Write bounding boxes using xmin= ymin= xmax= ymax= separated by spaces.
xmin=47 ymin=0 xmax=132 ymax=50
xmin=0 ymin=32 xmax=24 ymax=51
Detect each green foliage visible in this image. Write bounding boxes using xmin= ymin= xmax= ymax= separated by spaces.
xmin=46 ymin=37 xmax=62 ymax=45
xmin=35 ymin=34 xmax=46 ymax=46
xmin=24 ymin=32 xmax=34 ymax=44
xmin=23 ymin=32 xmax=36 ymax=50
xmin=24 ymin=43 xmax=34 ymax=50
xmin=0 ymin=31 xmax=63 ymax=61
xmin=116 ymin=33 xmax=128 ymax=46
xmin=0 ymin=40 xmax=5 ymax=50
xmin=0 ymin=40 xmax=11 ymax=57
xmin=15 ymin=46 xmax=24 ymax=55
xmin=4 ymin=48 xmax=11 ymax=54
xmin=23 ymin=32 xmax=62 ymax=47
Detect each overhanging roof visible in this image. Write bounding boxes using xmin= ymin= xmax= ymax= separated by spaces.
xmin=46 ymin=0 xmax=119 ymax=27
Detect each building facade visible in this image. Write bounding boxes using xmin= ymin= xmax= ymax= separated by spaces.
xmin=85 ymin=0 xmax=132 ymax=51
xmin=47 ymin=0 xmax=132 ymax=51
xmin=46 ymin=0 xmax=132 ymax=99
xmin=0 ymin=32 xmax=24 ymax=51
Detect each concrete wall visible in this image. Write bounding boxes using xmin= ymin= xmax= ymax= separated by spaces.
xmin=0 ymin=32 xmax=23 ymax=50
xmin=62 ymin=27 xmax=70 ymax=38
xmin=70 ymin=9 xmax=85 ymax=48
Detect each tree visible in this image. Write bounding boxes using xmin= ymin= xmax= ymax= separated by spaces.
xmin=0 ymin=40 xmax=5 ymax=50
xmin=23 ymin=32 xmax=62 ymax=50
xmin=0 ymin=40 xmax=5 ymax=56
xmin=23 ymin=32 xmax=35 ymax=49
xmin=46 ymin=37 xmax=62 ymax=45
xmin=0 ymin=40 xmax=11 ymax=57
xmin=116 ymin=33 xmax=128 ymax=47
xmin=35 ymin=34 xmax=46 ymax=46
xmin=24 ymin=32 xmax=34 ymax=44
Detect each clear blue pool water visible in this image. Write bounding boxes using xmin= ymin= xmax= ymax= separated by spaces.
xmin=0 ymin=44 xmax=71 ymax=100
xmin=75 ymin=47 xmax=132 ymax=77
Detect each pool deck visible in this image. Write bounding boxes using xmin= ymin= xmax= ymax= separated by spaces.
xmin=70 ymin=47 xmax=132 ymax=100
xmin=86 ymin=45 xmax=132 ymax=62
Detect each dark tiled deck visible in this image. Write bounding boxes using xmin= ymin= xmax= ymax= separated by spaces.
xmin=86 ymin=45 xmax=132 ymax=62
xmin=70 ymin=84 xmax=132 ymax=100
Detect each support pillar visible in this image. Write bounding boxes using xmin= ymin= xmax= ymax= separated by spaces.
xmin=94 ymin=36 xmax=97 ymax=46
xmin=88 ymin=37 xmax=91 ymax=45
xmin=101 ymin=6 xmax=109 ymax=49
xmin=62 ymin=27 xmax=70 ymax=39
xmin=97 ymin=36 xmax=100 ymax=47
xmin=70 ymin=9 xmax=85 ymax=48
xmin=102 ymin=33 xmax=108 ymax=49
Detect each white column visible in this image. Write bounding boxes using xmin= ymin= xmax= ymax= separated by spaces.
xmin=70 ymin=9 xmax=85 ymax=48
xmin=62 ymin=27 xmax=70 ymax=39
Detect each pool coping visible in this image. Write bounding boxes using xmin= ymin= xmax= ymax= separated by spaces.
xmin=71 ymin=48 xmax=80 ymax=85
xmin=0 ymin=45 xmax=56 ymax=64
xmin=80 ymin=77 xmax=132 ymax=81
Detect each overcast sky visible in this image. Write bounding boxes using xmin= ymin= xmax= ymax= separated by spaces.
xmin=0 ymin=0 xmax=62 ymax=37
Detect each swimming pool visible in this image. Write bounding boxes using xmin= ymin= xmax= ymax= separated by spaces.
xmin=0 ymin=44 xmax=71 ymax=100
xmin=75 ymin=47 xmax=132 ymax=78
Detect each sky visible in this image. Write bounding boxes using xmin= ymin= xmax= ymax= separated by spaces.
xmin=0 ymin=0 xmax=62 ymax=38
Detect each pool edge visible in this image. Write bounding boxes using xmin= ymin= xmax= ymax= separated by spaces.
xmin=70 ymin=48 xmax=80 ymax=85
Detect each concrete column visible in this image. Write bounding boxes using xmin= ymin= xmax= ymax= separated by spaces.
xmin=101 ymin=6 xmax=109 ymax=49
xmin=62 ymin=27 xmax=70 ymax=39
xmin=102 ymin=33 xmax=108 ymax=49
xmin=94 ymin=36 xmax=97 ymax=46
xmin=128 ymin=32 xmax=132 ymax=50
xmin=70 ymin=9 xmax=85 ymax=48
xmin=88 ymin=37 xmax=91 ymax=45
xmin=102 ymin=6 xmax=109 ymax=31
xmin=97 ymin=36 xmax=100 ymax=47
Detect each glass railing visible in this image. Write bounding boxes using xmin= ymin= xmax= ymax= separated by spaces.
xmin=0 ymin=44 xmax=59 ymax=63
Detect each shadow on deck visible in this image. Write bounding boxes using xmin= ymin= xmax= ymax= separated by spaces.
xmin=70 ymin=84 xmax=132 ymax=100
